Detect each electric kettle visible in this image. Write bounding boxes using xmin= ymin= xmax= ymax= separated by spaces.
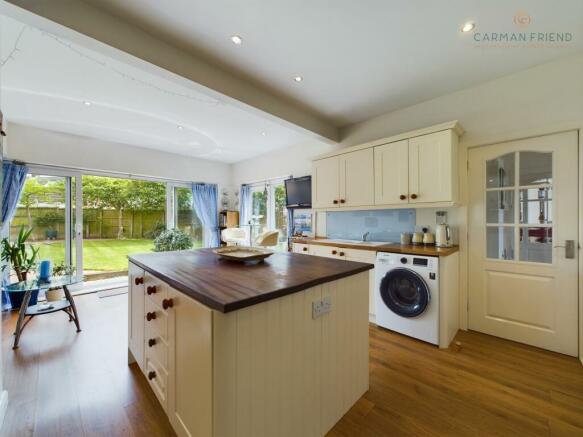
xmin=435 ymin=224 xmax=452 ymax=247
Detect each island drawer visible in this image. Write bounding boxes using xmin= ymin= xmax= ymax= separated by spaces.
xmin=145 ymin=357 xmax=167 ymax=410
xmin=144 ymin=272 xmax=168 ymax=309
xmin=145 ymin=298 xmax=168 ymax=341
xmin=145 ymin=325 xmax=168 ymax=370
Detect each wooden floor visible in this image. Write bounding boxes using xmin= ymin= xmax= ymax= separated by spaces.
xmin=2 ymin=293 xmax=583 ymax=436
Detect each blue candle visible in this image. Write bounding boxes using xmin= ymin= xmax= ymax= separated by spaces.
xmin=39 ymin=260 xmax=52 ymax=281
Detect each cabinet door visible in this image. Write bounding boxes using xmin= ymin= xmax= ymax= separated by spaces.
xmin=343 ymin=249 xmax=377 ymax=321
xmin=292 ymin=243 xmax=311 ymax=254
xmin=167 ymin=288 xmax=213 ymax=437
xmin=128 ymin=262 xmax=145 ymax=372
xmin=339 ymin=149 xmax=374 ymax=207
xmin=309 ymin=244 xmax=342 ymax=259
xmin=312 ymin=156 xmax=340 ymax=208
xmin=374 ymin=140 xmax=409 ymax=205
xmin=408 ymin=130 xmax=456 ymax=204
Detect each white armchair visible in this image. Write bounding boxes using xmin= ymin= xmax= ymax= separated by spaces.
xmin=221 ymin=228 xmax=247 ymax=246
xmin=254 ymin=230 xmax=279 ymax=248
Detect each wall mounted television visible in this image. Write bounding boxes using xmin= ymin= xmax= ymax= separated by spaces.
xmin=284 ymin=176 xmax=311 ymax=208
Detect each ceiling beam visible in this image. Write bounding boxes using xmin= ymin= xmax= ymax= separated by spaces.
xmin=1 ymin=0 xmax=339 ymax=143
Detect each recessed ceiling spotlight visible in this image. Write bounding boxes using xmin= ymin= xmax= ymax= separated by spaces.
xmin=177 ymin=125 xmax=184 ymax=130
xmin=230 ymin=35 xmax=243 ymax=45
xmin=293 ymin=76 xmax=303 ymax=82
xmin=83 ymin=101 xmax=92 ymax=106
xmin=261 ymin=132 xmax=267 ymax=136
xmin=461 ymin=22 xmax=475 ymax=33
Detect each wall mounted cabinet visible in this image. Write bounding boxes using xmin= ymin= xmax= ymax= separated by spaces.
xmin=312 ymin=121 xmax=462 ymax=210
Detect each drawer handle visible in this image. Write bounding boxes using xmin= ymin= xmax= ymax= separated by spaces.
xmin=410 ymin=193 xmax=418 ymax=199
xmin=146 ymin=285 xmax=157 ymax=295
xmin=148 ymin=338 xmax=156 ymax=347
xmin=339 ymin=251 xmax=345 ymax=256
xmin=333 ymin=199 xmax=339 ymax=204
xmin=399 ymin=194 xmax=406 ymax=200
xmin=162 ymin=298 xmax=174 ymax=310
xmin=332 ymin=250 xmax=337 ymax=255
xmin=146 ymin=311 xmax=156 ymax=321
xmin=302 ymin=247 xmax=308 ymax=252
xmin=340 ymin=199 xmax=346 ymax=204
xmin=148 ymin=371 xmax=156 ymax=381
xmin=134 ymin=277 xmax=144 ymax=285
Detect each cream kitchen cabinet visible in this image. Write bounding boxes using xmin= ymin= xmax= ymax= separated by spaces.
xmin=408 ymin=129 xmax=458 ymax=204
xmin=312 ymin=149 xmax=374 ymax=209
xmin=313 ymin=121 xmax=462 ymax=210
xmin=374 ymin=139 xmax=409 ymax=205
xmin=292 ymin=243 xmax=311 ymax=254
xmin=128 ymin=263 xmax=145 ymax=373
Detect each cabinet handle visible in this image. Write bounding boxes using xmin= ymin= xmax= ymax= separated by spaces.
xmin=148 ymin=338 xmax=156 ymax=347
xmin=146 ymin=285 xmax=157 ymax=295
xmin=410 ymin=194 xmax=418 ymax=199
xmin=146 ymin=311 xmax=156 ymax=321
xmin=399 ymin=194 xmax=407 ymax=200
xmin=333 ymin=199 xmax=339 ymax=204
xmin=332 ymin=250 xmax=337 ymax=255
xmin=340 ymin=199 xmax=346 ymax=204
xmin=134 ymin=277 xmax=144 ymax=285
xmin=162 ymin=298 xmax=174 ymax=310
xmin=339 ymin=251 xmax=345 ymax=256
xmin=148 ymin=371 xmax=156 ymax=381
xmin=302 ymin=247 xmax=308 ymax=252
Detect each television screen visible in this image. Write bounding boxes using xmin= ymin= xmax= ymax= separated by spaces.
xmin=285 ymin=176 xmax=311 ymax=208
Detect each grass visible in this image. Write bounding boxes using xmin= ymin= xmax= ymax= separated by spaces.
xmin=30 ymin=238 xmax=201 ymax=272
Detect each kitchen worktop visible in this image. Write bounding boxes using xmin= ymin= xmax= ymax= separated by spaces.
xmin=129 ymin=248 xmax=373 ymax=313
xmin=293 ymin=237 xmax=459 ymax=257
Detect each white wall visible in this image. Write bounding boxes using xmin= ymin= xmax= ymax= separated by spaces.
xmin=230 ymin=141 xmax=339 ymax=187
xmin=4 ymin=122 xmax=231 ymax=185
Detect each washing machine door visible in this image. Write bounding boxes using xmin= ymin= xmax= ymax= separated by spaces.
xmin=379 ymin=268 xmax=430 ymax=318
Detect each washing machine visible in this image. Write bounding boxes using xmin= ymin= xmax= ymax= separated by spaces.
xmin=374 ymin=252 xmax=439 ymax=345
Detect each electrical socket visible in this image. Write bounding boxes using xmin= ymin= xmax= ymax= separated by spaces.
xmin=312 ymin=296 xmax=332 ymax=319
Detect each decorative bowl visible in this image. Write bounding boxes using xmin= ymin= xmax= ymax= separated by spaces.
xmin=213 ymin=246 xmax=274 ymax=262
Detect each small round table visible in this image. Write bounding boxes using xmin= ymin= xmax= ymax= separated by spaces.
xmin=6 ymin=275 xmax=82 ymax=349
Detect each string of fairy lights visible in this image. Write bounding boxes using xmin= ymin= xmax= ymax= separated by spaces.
xmin=0 ymin=24 xmax=222 ymax=107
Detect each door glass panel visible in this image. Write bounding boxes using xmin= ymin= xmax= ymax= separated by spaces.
xmin=12 ymin=175 xmax=69 ymax=280
xmin=174 ymin=187 xmax=203 ymax=248
xmin=486 ymin=227 xmax=514 ymax=260
xmin=519 ymin=227 xmax=552 ymax=263
xmin=251 ymin=188 xmax=268 ymax=235
xmin=486 ymin=191 xmax=514 ymax=224
xmin=486 ymin=153 xmax=515 ymax=188
xmin=519 ymin=152 xmax=552 ymax=186
xmin=273 ymin=183 xmax=288 ymax=251
xmin=519 ymin=188 xmax=552 ymax=224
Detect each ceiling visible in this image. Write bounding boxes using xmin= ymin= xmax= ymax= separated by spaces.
xmin=0 ymin=14 xmax=317 ymax=163
xmin=82 ymin=0 xmax=583 ymax=126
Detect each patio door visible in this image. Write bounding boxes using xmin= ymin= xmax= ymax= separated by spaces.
xmin=16 ymin=167 xmax=83 ymax=281
xmin=468 ymin=131 xmax=579 ymax=356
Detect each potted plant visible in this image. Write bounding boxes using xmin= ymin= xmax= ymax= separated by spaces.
xmin=153 ymin=228 xmax=193 ymax=252
xmin=45 ymin=262 xmax=76 ymax=302
xmin=1 ymin=226 xmax=40 ymax=308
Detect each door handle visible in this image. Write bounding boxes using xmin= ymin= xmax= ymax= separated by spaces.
xmin=553 ymin=240 xmax=576 ymax=259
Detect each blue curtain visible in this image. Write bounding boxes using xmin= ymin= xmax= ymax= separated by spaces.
xmin=2 ymin=162 xmax=28 ymax=310
xmin=192 ymin=183 xmax=219 ymax=247
xmin=239 ymin=184 xmax=251 ymax=227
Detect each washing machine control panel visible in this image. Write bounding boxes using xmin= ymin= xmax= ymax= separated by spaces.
xmin=376 ymin=253 xmax=436 ymax=271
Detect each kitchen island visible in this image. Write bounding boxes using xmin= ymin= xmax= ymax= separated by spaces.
xmin=128 ymin=249 xmax=373 ymax=437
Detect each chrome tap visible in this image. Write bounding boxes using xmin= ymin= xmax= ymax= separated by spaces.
xmin=362 ymin=231 xmax=370 ymax=242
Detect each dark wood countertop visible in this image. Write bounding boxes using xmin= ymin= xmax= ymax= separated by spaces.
xmin=293 ymin=238 xmax=459 ymax=257
xmin=129 ymin=249 xmax=373 ymax=313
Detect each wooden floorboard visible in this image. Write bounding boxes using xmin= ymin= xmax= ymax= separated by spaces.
xmin=2 ymin=293 xmax=583 ymax=436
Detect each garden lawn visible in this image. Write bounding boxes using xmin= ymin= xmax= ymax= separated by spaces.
xmin=32 ymin=239 xmax=155 ymax=272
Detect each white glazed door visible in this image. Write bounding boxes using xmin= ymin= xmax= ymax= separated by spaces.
xmin=468 ymin=131 xmax=578 ymax=356
xmin=339 ymin=149 xmax=375 ymax=207
xmin=312 ymin=156 xmax=340 ymax=208
xmin=374 ymin=140 xmax=409 ymax=205
xmin=409 ymin=130 xmax=454 ymax=204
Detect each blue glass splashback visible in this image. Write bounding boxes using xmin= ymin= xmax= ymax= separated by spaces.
xmin=326 ymin=209 xmax=416 ymax=242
